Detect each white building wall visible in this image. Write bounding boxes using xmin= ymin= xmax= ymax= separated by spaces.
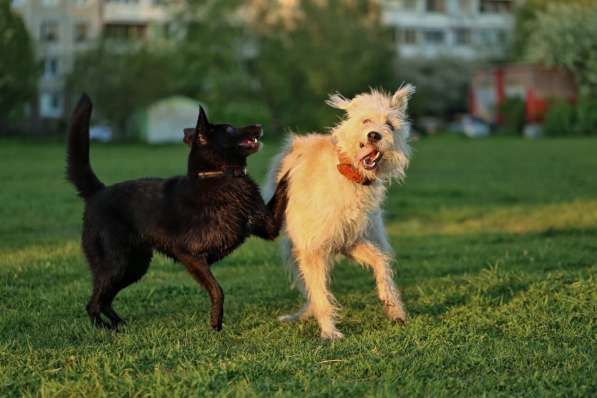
xmin=11 ymin=0 xmax=171 ymax=120
xmin=382 ymin=0 xmax=515 ymax=60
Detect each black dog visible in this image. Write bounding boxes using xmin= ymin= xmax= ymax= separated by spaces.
xmin=66 ymin=94 xmax=288 ymax=331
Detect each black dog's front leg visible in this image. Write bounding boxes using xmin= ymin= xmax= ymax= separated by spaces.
xmin=174 ymin=250 xmax=224 ymax=330
xmin=251 ymin=173 xmax=289 ymax=240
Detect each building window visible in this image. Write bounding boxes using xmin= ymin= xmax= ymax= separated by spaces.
xmin=426 ymin=0 xmax=445 ymax=13
xmin=74 ymin=22 xmax=88 ymax=42
xmin=41 ymin=0 xmax=59 ymax=6
xmin=40 ymin=21 xmax=59 ymax=42
xmin=43 ymin=58 xmax=59 ymax=78
xmin=104 ymin=23 xmax=147 ymax=40
xmin=454 ymin=28 xmax=471 ymax=45
xmin=400 ymin=28 xmax=418 ymax=44
xmin=478 ymin=29 xmax=507 ymax=45
xmin=401 ymin=0 xmax=417 ymax=11
xmin=459 ymin=0 xmax=473 ymax=14
xmin=424 ymin=29 xmax=445 ymax=44
xmin=496 ymin=29 xmax=508 ymax=44
xmin=480 ymin=0 xmax=512 ymax=13
xmin=73 ymin=0 xmax=88 ymax=6
xmin=40 ymin=91 xmax=63 ymax=118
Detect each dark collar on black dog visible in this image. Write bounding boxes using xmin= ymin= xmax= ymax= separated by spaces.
xmin=196 ymin=166 xmax=247 ymax=179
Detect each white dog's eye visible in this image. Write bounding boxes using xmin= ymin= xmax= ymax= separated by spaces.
xmin=386 ymin=121 xmax=394 ymax=130
xmin=363 ymin=119 xmax=371 ymax=124
xmin=359 ymin=143 xmax=365 ymax=148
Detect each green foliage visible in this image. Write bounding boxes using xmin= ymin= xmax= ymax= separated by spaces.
xmin=543 ymin=100 xmax=576 ymax=136
xmin=542 ymin=97 xmax=597 ymax=136
xmin=523 ymin=2 xmax=597 ymax=96
xmin=497 ymin=97 xmax=526 ymax=135
xmin=1 ymin=138 xmax=597 ymax=395
xmin=172 ymin=0 xmax=254 ymax=123
xmin=251 ymin=0 xmax=396 ymax=131
xmin=0 ymin=1 xmax=37 ymax=122
xmin=575 ymin=97 xmax=597 ymax=135
xmin=67 ymin=45 xmax=176 ymax=136
xmin=396 ymin=57 xmax=475 ymax=122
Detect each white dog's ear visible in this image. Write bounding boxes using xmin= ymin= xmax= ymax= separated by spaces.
xmin=326 ymin=93 xmax=352 ymax=110
xmin=391 ymin=84 xmax=416 ymax=113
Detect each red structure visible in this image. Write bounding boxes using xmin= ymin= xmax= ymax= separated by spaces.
xmin=469 ymin=64 xmax=576 ymax=124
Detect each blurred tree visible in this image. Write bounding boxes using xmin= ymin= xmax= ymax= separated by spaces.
xmin=0 ymin=1 xmax=38 ymax=124
xmin=172 ymin=0 xmax=264 ymax=125
xmin=249 ymin=0 xmax=396 ymax=132
xmin=396 ymin=57 xmax=476 ymax=124
xmin=514 ymin=0 xmax=597 ymax=95
xmin=67 ymin=45 xmax=176 ymax=136
xmin=523 ymin=3 xmax=597 ymax=97
xmin=512 ymin=0 xmax=595 ymax=58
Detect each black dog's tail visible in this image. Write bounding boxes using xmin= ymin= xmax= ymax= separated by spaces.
xmin=66 ymin=94 xmax=105 ymax=200
xmin=267 ymin=171 xmax=290 ymax=237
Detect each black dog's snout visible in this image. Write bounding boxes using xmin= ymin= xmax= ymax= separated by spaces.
xmin=367 ymin=131 xmax=382 ymax=142
xmin=249 ymin=124 xmax=264 ymax=138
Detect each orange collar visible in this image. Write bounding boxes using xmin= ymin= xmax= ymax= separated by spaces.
xmin=336 ymin=149 xmax=374 ymax=186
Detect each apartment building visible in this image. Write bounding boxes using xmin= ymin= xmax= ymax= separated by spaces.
xmin=382 ymin=0 xmax=516 ymax=59
xmin=11 ymin=0 xmax=169 ymax=120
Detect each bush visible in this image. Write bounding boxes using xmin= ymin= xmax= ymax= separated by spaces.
xmin=575 ymin=97 xmax=597 ymax=135
xmin=397 ymin=57 xmax=475 ymax=122
xmin=543 ymin=100 xmax=576 ymax=136
xmin=497 ymin=97 xmax=526 ymax=135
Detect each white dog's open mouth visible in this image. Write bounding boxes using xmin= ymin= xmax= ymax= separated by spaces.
xmin=358 ymin=144 xmax=383 ymax=170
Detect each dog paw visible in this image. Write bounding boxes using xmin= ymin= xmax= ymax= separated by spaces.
xmin=384 ymin=304 xmax=407 ymax=325
xmin=278 ymin=314 xmax=299 ymax=322
xmin=321 ymin=329 xmax=344 ymax=340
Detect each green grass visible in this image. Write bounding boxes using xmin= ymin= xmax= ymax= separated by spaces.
xmin=1 ymin=136 xmax=596 ymax=397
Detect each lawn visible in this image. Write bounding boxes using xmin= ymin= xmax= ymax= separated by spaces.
xmin=0 ymin=136 xmax=595 ymax=397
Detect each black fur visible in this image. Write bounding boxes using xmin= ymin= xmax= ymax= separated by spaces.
xmin=66 ymin=94 xmax=288 ymax=331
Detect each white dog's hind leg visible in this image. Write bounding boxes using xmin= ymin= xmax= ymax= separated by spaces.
xmin=295 ymin=250 xmax=343 ymax=339
xmin=348 ymin=241 xmax=407 ymax=323
xmin=278 ymin=238 xmax=314 ymax=322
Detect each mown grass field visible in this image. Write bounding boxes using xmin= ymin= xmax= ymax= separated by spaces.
xmin=1 ymin=136 xmax=596 ymax=397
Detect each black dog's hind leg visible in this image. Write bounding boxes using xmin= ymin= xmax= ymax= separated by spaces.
xmin=174 ymin=250 xmax=224 ymax=331
xmin=84 ymin=230 xmax=152 ymax=329
xmin=102 ymin=246 xmax=152 ymax=328
xmin=87 ymin=280 xmax=113 ymax=329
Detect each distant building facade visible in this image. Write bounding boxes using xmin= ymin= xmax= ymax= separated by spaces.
xmin=382 ymin=0 xmax=516 ymax=60
xmin=11 ymin=0 xmax=170 ymax=121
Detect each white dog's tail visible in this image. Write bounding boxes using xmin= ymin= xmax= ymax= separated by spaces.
xmin=263 ymin=134 xmax=297 ymax=198
xmin=263 ymin=136 xmax=302 ymax=289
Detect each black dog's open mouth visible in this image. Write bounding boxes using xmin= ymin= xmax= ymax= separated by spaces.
xmin=358 ymin=144 xmax=383 ymax=170
xmin=238 ymin=137 xmax=261 ymax=153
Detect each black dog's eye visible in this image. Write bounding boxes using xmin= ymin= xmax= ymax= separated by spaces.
xmin=359 ymin=143 xmax=365 ymax=148
xmin=226 ymin=126 xmax=235 ymax=134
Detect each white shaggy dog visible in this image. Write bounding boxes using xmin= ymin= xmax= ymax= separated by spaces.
xmin=265 ymin=85 xmax=415 ymax=339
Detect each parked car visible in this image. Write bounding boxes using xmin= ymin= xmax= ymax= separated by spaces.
xmin=89 ymin=125 xmax=112 ymax=142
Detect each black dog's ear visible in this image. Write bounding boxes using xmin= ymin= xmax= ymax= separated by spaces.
xmin=183 ymin=106 xmax=210 ymax=146
xmin=195 ymin=106 xmax=209 ymax=145
xmin=183 ymin=128 xmax=195 ymax=146
xmin=197 ymin=106 xmax=209 ymax=134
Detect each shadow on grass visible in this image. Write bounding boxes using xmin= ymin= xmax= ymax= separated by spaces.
xmin=2 ymin=225 xmax=596 ymax=348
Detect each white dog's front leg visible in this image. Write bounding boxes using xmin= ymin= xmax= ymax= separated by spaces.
xmin=296 ymin=250 xmax=343 ymax=339
xmin=348 ymin=241 xmax=407 ymax=323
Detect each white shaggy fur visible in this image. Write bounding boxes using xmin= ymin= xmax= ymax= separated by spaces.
xmin=264 ymin=85 xmax=415 ymax=339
